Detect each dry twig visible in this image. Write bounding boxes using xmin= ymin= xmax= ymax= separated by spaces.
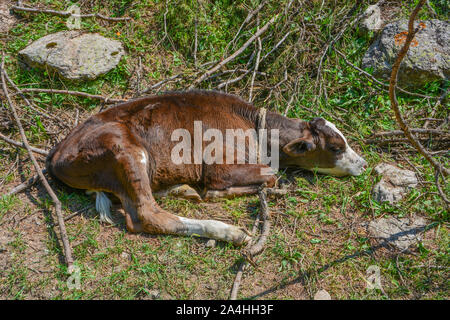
xmin=1 ymin=55 xmax=74 ymax=270
xmin=18 ymin=88 xmax=126 ymax=104
xmin=388 ymin=0 xmax=449 ymax=208
xmin=230 ymin=185 xmax=271 ymax=300
xmin=0 ymin=132 xmax=49 ymax=156
xmin=11 ymin=5 xmax=131 ymax=22
xmin=191 ymin=14 xmax=279 ymax=88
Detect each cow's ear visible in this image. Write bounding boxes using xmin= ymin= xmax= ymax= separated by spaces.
xmin=283 ymin=138 xmax=316 ymax=157
xmin=309 ymin=117 xmax=326 ymax=132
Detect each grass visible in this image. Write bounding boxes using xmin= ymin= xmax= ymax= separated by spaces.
xmin=0 ymin=0 xmax=449 ymax=300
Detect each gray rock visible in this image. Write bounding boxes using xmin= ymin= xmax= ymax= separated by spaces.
xmin=148 ymin=289 xmax=160 ymax=299
xmin=368 ymin=216 xmax=427 ymax=250
xmin=362 ymin=19 xmax=449 ymax=88
xmin=0 ymin=1 xmax=17 ymax=33
xmin=313 ymin=289 xmax=331 ymax=300
xmin=372 ymin=163 xmax=417 ymax=204
xmin=361 ymin=4 xmax=383 ymax=33
xmin=359 ymin=2 xmax=401 ymax=34
xmin=205 ymin=239 xmax=216 ymax=248
xmin=19 ymin=31 xmax=124 ymax=80
xmin=120 ymin=251 xmax=132 ymax=261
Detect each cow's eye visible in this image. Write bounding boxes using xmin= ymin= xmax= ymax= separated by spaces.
xmin=329 ymin=146 xmax=344 ymax=154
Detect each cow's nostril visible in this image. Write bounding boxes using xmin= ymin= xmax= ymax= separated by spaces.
xmin=362 ymin=161 xmax=368 ymax=170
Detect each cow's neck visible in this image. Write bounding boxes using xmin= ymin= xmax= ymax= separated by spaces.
xmin=258 ymin=111 xmax=308 ymax=147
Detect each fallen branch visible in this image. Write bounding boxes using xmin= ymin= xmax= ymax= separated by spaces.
xmin=11 ymin=5 xmax=131 ymax=22
xmin=366 ymin=137 xmax=450 ymax=145
xmin=17 ymin=88 xmax=127 ymax=104
xmin=0 ymin=132 xmax=49 ymax=156
xmin=3 ymin=70 xmax=67 ymax=126
xmin=388 ymin=0 xmax=449 ymax=207
xmin=230 ymin=185 xmax=271 ymax=300
xmin=141 ymin=74 xmax=181 ymax=94
xmin=424 ymin=88 xmax=449 ymax=128
xmin=370 ymin=128 xmax=449 ymax=138
xmin=248 ymin=26 xmax=262 ymax=102
xmin=53 ymin=205 xmax=94 ymax=226
xmin=5 ymin=172 xmax=43 ymax=196
xmin=225 ymin=0 xmax=268 ymax=52
xmin=191 ymin=14 xmax=279 ymax=88
xmin=1 ymin=55 xmax=74 ymax=270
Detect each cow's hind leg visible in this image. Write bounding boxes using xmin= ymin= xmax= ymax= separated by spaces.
xmin=105 ymin=138 xmax=250 ymax=245
xmin=110 ymin=149 xmax=250 ymax=245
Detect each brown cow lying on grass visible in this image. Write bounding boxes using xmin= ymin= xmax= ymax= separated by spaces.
xmin=46 ymin=90 xmax=366 ymax=245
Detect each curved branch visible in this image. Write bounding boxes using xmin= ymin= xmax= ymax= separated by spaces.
xmin=388 ymin=0 xmax=449 ymax=178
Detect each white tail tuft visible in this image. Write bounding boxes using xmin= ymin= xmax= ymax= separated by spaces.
xmin=95 ymin=191 xmax=113 ymax=224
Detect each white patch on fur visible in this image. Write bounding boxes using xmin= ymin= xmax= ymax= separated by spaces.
xmin=178 ymin=217 xmax=250 ymax=245
xmin=315 ymin=120 xmax=367 ymax=176
xmin=140 ymin=150 xmax=147 ymax=165
xmin=95 ymin=191 xmax=114 ymax=224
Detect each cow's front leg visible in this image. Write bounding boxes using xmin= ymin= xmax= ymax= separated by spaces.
xmin=203 ymin=163 xmax=277 ymax=190
xmin=111 ymin=146 xmax=250 ymax=245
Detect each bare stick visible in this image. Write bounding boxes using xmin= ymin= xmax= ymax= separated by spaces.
xmin=1 ymin=56 xmax=74 ymax=270
xmin=230 ymin=186 xmax=271 ymax=300
xmin=218 ymin=70 xmax=252 ymax=89
xmin=5 ymin=172 xmax=43 ymax=196
xmin=194 ymin=17 xmax=198 ymax=67
xmin=366 ymin=137 xmax=450 ymax=145
xmin=424 ymin=88 xmax=448 ymax=128
xmin=3 ymin=70 xmax=66 ymax=125
xmin=11 ymin=5 xmax=131 ymax=22
xmin=18 ymin=88 xmax=126 ymax=104
xmin=0 ymin=132 xmax=49 ymax=156
xmin=388 ymin=0 xmax=448 ymax=177
xmin=225 ymin=1 xmax=268 ymax=52
xmin=141 ymin=74 xmax=181 ymax=94
xmin=191 ymin=14 xmax=279 ymax=88
xmin=248 ymin=24 xmax=262 ymax=102
xmin=371 ymin=128 xmax=449 ymax=138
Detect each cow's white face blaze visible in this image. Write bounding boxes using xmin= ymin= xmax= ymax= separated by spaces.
xmin=282 ymin=118 xmax=367 ymax=176
xmin=315 ymin=120 xmax=367 ymax=176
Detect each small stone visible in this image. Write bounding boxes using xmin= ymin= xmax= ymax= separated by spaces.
xmin=19 ymin=31 xmax=124 ymax=80
xmin=0 ymin=2 xmax=17 ymax=33
xmin=120 ymin=251 xmax=131 ymax=261
xmin=314 ymin=289 xmax=331 ymax=300
xmin=361 ymin=4 xmax=383 ymax=32
xmin=148 ymin=289 xmax=160 ymax=299
xmin=368 ymin=216 xmax=427 ymax=251
xmin=372 ymin=163 xmax=418 ymax=204
xmin=205 ymin=239 xmax=216 ymax=248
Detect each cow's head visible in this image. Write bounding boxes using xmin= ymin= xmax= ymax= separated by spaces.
xmin=282 ymin=118 xmax=367 ymax=176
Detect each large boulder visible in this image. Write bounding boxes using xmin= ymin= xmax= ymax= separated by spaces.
xmin=372 ymin=163 xmax=418 ymax=204
xmin=18 ymin=31 xmax=124 ymax=80
xmin=362 ymin=19 xmax=449 ymax=88
xmin=368 ymin=216 xmax=427 ymax=251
